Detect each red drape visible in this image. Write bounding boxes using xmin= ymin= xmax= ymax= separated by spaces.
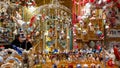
xmin=72 ymin=0 xmax=77 ymax=25
xmin=78 ymin=0 xmax=81 ymax=16
xmin=113 ymin=47 xmax=120 ymax=60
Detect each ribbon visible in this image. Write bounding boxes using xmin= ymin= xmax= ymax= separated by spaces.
xmin=29 ymin=15 xmax=36 ymax=27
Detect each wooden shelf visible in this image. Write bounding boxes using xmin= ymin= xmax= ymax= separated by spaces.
xmin=106 ymin=37 xmax=120 ymax=42
xmin=0 ymin=43 xmax=10 ymax=45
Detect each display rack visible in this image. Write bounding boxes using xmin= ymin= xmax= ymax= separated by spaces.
xmin=72 ymin=0 xmax=105 ymax=49
xmin=32 ymin=0 xmax=72 ymax=53
xmin=0 ymin=1 xmax=15 ymax=46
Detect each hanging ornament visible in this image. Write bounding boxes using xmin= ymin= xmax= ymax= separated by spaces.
xmin=31 ymin=0 xmax=36 ymax=6
xmin=35 ymin=31 xmax=39 ymax=36
xmin=79 ymin=2 xmax=83 ymax=5
xmin=46 ymin=36 xmax=51 ymax=41
xmin=96 ymin=45 xmax=101 ymax=50
xmin=16 ymin=2 xmax=19 ymax=5
xmin=13 ymin=29 xmax=18 ymax=35
xmin=74 ymin=45 xmax=78 ymax=49
xmin=77 ymin=28 xmax=81 ymax=34
xmin=53 ymin=49 xmax=58 ymax=53
xmin=96 ymin=41 xmax=101 ymax=45
xmin=61 ymin=30 xmax=64 ymax=34
xmin=68 ymin=64 xmax=73 ymax=68
xmin=59 ymin=40 xmax=66 ymax=48
xmin=90 ymin=63 xmax=95 ymax=68
xmin=79 ymin=20 xmax=84 ymax=27
xmin=17 ymin=20 xmax=26 ymax=26
xmin=117 ymin=3 xmax=120 ymax=8
xmin=83 ymin=0 xmax=89 ymax=5
xmin=110 ymin=17 xmax=116 ymax=27
xmin=83 ymin=64 xmax=88 ymax=68
xmin=90 ymin=41 xmax=95 ymax=48
xmin=103 ymin=0 xmax=106 ymax=2
xmin=16 ymin=11 xmax=22 ymax=20
xmin=105 ymin=25 xmax=109 ymax=29
xmin=77 ymin=16 xmax=81 ymax=21
xmin=27 ymin=27 xmax=33 ymax=33
xmin=76 ymin=64 xmax=81 ymax=68
xmin=88 ymin=22 xmax=94 ymax=31
xmin=90 ymin=26 xmax=94 ymax=31
xmin=82 ymin=29 xmax=87 ymax=35
xmin=73 ymin=27 xmax=77 ymax=34
xmin=67 ymin=36 xmax=70 ymax=39
xmin=74 ymin=38 xmax=76 ymax=42
xmin=41 ymin=14 xmax=45 ymax=22
xmin=90 ymin=0 xmax=95 ymax=3
xmin=88 ymin=22 xmax=92 ymax=26
xmin=46 ymin=41 xmax=54 ymax=47
xmin=97 ymin=0 xmax=103 ymax=5
xmin=100 ymin=34 xmax=104 ymax=39
xmin=96 ymin=30 xmax=102 ymax=37
xmin=84 ymin=3 xmax=92 ymax=16
xmin=107 ymin=0 xmax=111 ymax=3
xmin=0 ymin=56 xmax=3 ymax=63
xmin=96 ymin=64 xmax=101 ymax=68
xmin=107 ymin=59 xmax=114 ymax=67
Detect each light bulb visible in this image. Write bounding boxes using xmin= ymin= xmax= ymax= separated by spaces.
xmin=105 ymin=25 xmax=109 ymax=29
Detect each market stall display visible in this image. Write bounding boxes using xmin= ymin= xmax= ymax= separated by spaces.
xmin=0 ymin=0 xmax=119 ymax=68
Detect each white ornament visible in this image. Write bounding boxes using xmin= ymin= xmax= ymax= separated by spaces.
xmin=16 ymin=11 xmax=22 ymax=20
xmin=82 ymin=30 xmax=87 ymax=35
xmin=13 ymin=29 xmax=18 ymax=35
xmin=84 ymin=3 xmax=92 ymax=16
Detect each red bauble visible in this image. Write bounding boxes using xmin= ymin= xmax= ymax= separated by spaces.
xmin=83 ymin=0 xmax=88 ymax=5
xmin=32 ymin=1 xmax=36 ymax=6
xmin=80 ymin=2 xmax=83 ymax=5
xmin=107 ymin=59 xmax=114 ymax=66
xmin=90 ymin=0 xmax=95 ymax=3
xmin=107 ymin=0 xmax=111 ymax=3
xmin=113 ymin=0 xmax=118 ymax=2
xmin=77 ymin=16 xmax=81 ymax=21
xmin=117 ymin=3 xmax=120 ymax=8
xmin=100 ymin=34 xmax=104 ymax=39
xmin=16 ymin=2 xmax=19 ymax=4
xmin=97 ymin=45 xmax=101 ymax=50
xmin=68 ymin=64 xmax=73 ymax=68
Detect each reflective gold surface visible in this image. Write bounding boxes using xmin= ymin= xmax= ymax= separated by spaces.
xmin=35 ymin=0 xmax=72 ymax=9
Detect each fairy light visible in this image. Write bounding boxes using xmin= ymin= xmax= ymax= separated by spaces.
xmin=105 ymin=25 xmax=109 ymax=29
